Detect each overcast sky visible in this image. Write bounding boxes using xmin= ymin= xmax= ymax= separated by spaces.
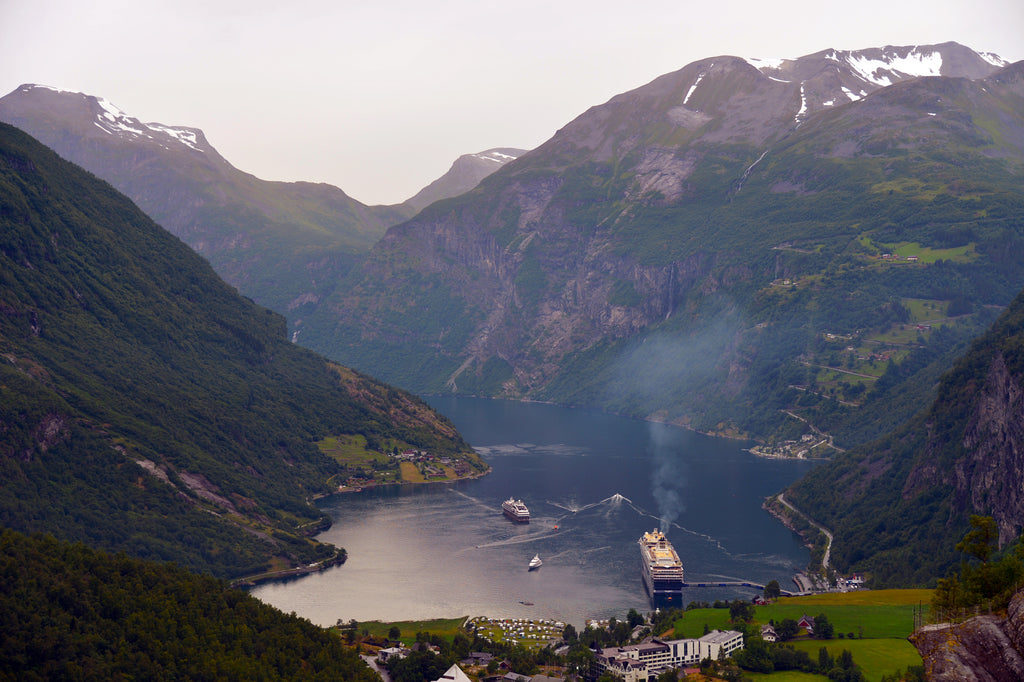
xmin=2 ymin=0 xmax=1022 ymax=205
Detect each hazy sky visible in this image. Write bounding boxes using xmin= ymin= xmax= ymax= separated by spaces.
xmin=2 ymin=0 xmax=1021 ymax=205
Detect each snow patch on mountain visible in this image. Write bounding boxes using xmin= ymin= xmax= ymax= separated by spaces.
xmin=27 ymin=84 xmax=68 ymax=94
xmin=145 ymin=123 xmax=202 ymax=150
xmin=746 ymin=57 xmax=785 ymax=70
xmin=94 ymin=97 xmax=151 ymax=137
xmin=840 ymin=48 xmax=944 ymax=86
xmin=683 ymin=72 xmax=706 ymax=105
xmin=980 ymin=51 xmax=1010 ymax=68
xmin=72 ymin=92 xmax=205 ymax=152
xmin=841 ymin=86 xmax=863 ymax=102
xmin=472 ymin=150 xmax=518 ymax=164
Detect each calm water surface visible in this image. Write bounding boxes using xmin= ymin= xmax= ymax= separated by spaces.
xmin=251 ymin=398 xmax=818 ymax=626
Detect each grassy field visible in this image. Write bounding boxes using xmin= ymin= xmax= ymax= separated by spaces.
xmin=885 ymin=241 xmax=977 ymax=264
xmin=901 ymin=298 xmax=949 ymax=323
xmin=779 ymin=589 xmax=930 ymax=607
xmin=676 ymin=591 xmax=928 ymax=680
xmin=357 ymin=617 xmax=467 ymax=645
xmin=858 ymin=234 xmax=978 ymax=264
xmin=755 ymin=603 xmax=918 ymax=639
xmin=745 ymin=672 xmax=827 ymax=682
xmin=786 ymin=638 xmax=923 ymax=682
xmin=399 ymin=461 xmax=425 ymax=483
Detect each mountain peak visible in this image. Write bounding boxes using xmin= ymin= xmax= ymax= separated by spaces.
xmin=8 ymin=83 xmax=209 ymax=154
xmin=734 ymin=42 xmax=1009 ymax=122
xmin=746 ymin=42 xmax=1008 ymax=85
xmin=404 ymin=146 xmax=526 ymax=212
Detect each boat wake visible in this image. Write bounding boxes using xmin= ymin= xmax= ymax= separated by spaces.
xmin=663 ymin=521 xmax=731 ymax=555
xmin=464 ymin=527 xmax=573 ymax=552
xmin=547 ymin=492 xmax=633 ymax=514
xmin=520 ymin=491 xmax=738 ymax=558
xmin=598 ymin=491 xmax=737 ymax=557
xmin=449 ymin=489 xmax=504 ymax=514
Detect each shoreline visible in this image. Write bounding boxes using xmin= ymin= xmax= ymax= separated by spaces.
xmin=323 ymin=462 xmax=492 ymax=496
xmin=238 ymin=463 xmax=492 ymax=588
xmin=231 ymin=551 xmax=347 ymax=589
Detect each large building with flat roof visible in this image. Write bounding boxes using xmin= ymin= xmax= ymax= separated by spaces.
xmin=592 ymin=630 xmax=743 ymax=681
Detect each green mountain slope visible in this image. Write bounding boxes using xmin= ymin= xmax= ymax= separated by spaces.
xmin=0 ymin=528 xmax=377 ymax=680
xmin=784 ymin=284 xmax=1024 ymax=586
xmin=0 ymin=122 xmax=478 ymax=579
xmin=300 ymin=45 xmax=1024 ymax=444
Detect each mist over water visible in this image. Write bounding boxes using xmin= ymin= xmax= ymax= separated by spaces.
xmin=250 ymin=398 xmax=818 ymax=627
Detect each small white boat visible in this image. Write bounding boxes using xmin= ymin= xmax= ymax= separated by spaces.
xmin=528 ymin=554 xmax=542 ymax=570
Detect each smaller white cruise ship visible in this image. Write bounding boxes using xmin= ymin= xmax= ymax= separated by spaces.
xmin=502 ymin=497 xmax=530 ymax=523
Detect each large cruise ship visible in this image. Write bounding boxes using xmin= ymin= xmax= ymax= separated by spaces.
xmin=502 ymin=497 xmax=530 ymax=523
xmin=639 ymin=528 xmax=684 ymax=605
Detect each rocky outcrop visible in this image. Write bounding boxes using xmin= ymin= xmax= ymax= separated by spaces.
xmin=958 ymin=352 xmax=1024 ymax=545
xmin=903 ymin=349 xmax=1024 ymax=547
xmin=912 ymin=590 xmax=1024 ymax=681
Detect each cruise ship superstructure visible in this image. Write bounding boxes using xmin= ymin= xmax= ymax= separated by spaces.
xmin=639 ymin=528 xmax=684 ymax=605
xmin=502 ymin=497 xmax=530 ymax=523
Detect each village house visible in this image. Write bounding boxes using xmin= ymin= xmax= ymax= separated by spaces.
xmin=460 ymin=651 xmax=494 ymax=667
xmin=377 ymin=645 xmax=408 ymax=663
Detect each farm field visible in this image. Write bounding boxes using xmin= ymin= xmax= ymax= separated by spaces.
xmin=676 ymin=590 xmax=929 ymax=680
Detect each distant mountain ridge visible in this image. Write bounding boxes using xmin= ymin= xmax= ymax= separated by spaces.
xmin=0 ymin=86 xmax=521 ymax=321
xmin=297 ymin=42 xmax=1023 ymax=444
xmin=405 ymin=147 xmax=526 ymax=212
xmin=0 ymin=83 xmax=410 ymax=316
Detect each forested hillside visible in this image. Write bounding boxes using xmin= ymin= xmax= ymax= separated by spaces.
xmin=0 ymin=529 xmax=377 ymax=680
xmin=784 ymin=285 xmax=1024 ymax=586
xmin=0 ymin=122 xmax=480 ymax=578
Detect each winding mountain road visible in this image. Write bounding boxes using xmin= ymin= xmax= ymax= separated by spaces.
xmin=777 ymin=493 xmax=833 ymax=570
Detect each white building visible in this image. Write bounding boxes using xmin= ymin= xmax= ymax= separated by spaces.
xmin=593 ymin=630 xmax=744 ymax=680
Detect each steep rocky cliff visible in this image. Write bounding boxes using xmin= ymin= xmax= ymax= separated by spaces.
xmin=956 ymin=353 xmax=1024 ymax=545
xmin=912 ymin=590 xmax=1024 ymax=681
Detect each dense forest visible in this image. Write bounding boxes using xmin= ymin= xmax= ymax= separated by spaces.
xmin=0 ymin=529 xmax=377 ymax=680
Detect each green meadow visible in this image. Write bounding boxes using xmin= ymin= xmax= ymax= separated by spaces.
xmin=356 ymin=617 xmax=467 ymax=645
xmin=675 ymin=590 xmax=929 ymax=681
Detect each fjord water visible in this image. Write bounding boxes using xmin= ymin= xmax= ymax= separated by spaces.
xmin=251 ymin=398 xmax=818 ymax=627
